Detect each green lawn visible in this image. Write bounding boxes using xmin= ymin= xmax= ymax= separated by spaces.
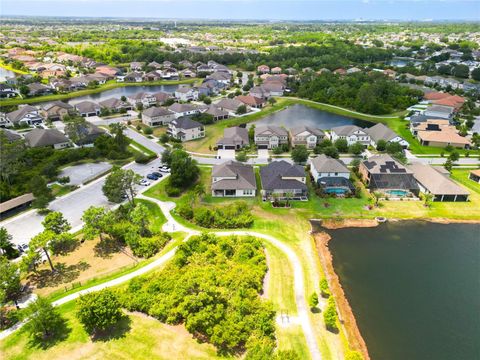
xmin=50 ymin=184 xmax=77 ymax=198
xmin=451 ymin=169 xmax=480 ymax=194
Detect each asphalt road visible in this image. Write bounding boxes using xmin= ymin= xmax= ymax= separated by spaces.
xmin=1 ymin=158 xmax=165 ymax=246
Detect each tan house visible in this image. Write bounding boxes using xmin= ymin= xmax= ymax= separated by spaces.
xmin=141 ymin=107 xmax=175 ymax=127
xmin=416 ymin=120 xmax=471 ymax=149
xmin=469 ymin=169 xmax=480 ymax=183
xmin=40 ymin=101 xmax=74 ymax=121
xmin=289 ymin=126 xmax=325 ymax=149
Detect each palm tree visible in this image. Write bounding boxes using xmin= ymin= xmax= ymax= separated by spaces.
xmin=372 ymin=191 xmax=382 ymax=207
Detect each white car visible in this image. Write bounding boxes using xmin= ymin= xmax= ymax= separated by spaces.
xmin=159 ymin=165 xmax=170 ymax=173
xmin=139 ymin=179 xmax=151 ymax=186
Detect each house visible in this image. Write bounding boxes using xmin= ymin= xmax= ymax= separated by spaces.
xmin=167 ymin=117 xmax=205 ymax=142
xmin=347 ymin=67 xmax=362 ymax=74
xmin=424 ymin=105 xmax=454 ymax=120
xmin=74 ymin=101 xmax=101 ymax=117
xmin=254 ymin=125 xmax=288 ymax=149
xmin=330 ymin=125 xmax=370 ymax=146
xmin=124 ymin=72 xmax=144 ymax=83
xmin=127 ymin=92 xmax=157 ymax=108
xmin=289 ymin=126 xmax=325 ymax=149
xmin=216 ymin=126 xmax=249 ymax=150
xmin=168 ymin=103 xmax=202 ymax=118
xmin=215 ymin=98 xmax=246 ymax=115
xmin=6 ymin=105 xmax=44 ymax=126
xmin=469 ymin=169 xmax=480 ymax=183
xmin=206 ymin=72 xmax=231 ymax=84
xmin=415 ymin=120 xmax=471 ymax=149
xmin=260 ymin=160 xmax=308 ymax=200
xmin=66 ymin=122 xmax=106 ymax=146
xmin=182 ymin=69 xmax=196 ymax=78
xmin=161 ymin=67 xmax=179 ymax=79
xmin=271 ymin=67 xmax=282 ymax=74
xmin=333 ymin=68 xmax=347 ymax=75
xmin=174 ymin=86 xmax=198 ymax=101
xmin=142 ymin=107 xmax=175 ymax=127
xmin=0 ymin=84 xmax=16 ymax=98
xmin=211 ymin=161 xmax=256 ymax=197
xmin=24 ymin=128 xmax=70 ymax=149
xmin=0 ymin=128 xmax=22 ymax=142
xmin=205 ymin=104 xmax=229 ymax=121
xmin=261 ymin=81 xmax=285 ymax=97
xmin=99 ymin=98 xmax=132 ymax=112
xmin=143 ymin=70 xmax=162 ymax=82
xmin=152 ymin=91 xmax=172 ymax=105
xmin=198 ymin=79 xmax=226 ymax=96
xmin=27 ymin=83 xmax=52 ymax=96
xmin=179 ymin=60 xmax=193 ymax=69
xmin=236 ymin=95 xmax=266 ymax=109
xmin=147 ymin=61 xmax=162 ymax=69
xmin=407 ymin=163 xmax=469 ymax=202
xmin=130 ymin=62 xmax=144 ymax=71
xmin=359 ymin=154 xmax=419 ymax=197
xmin=40 ymin=101 xmax=74 ymax=121
xmin=365 ymin=123 xmax=409 ymax=149
xmin=309 ymin=155 xmax=354 ymax=195
xmin=257 ymin=65 xmax=270 ymax=74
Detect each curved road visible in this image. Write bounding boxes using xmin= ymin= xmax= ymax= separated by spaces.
xmin=0 ymin=195 xmax=322 ymax=360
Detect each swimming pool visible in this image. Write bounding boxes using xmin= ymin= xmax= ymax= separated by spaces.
xmin=386 ymin=190 xmax=409 ymax=197
xmin=325 ymin=187 xmax=348 ymax=194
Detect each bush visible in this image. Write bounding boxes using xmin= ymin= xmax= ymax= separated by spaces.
xmin=127 ymin=233 xmax=171 ymax=258
xmin=143 ymin=127 xmax=153 ymax=135
xmin=176 ymin=202 xmax=194 ymax=220
xmin=236 ymin=151 xmax=248 ymax=162
xmin=76 ymin=289 xmax=123 ymax=336
xmin=323 ymin=297 xmax=338 ymax=332
xmin=309 ymin=292 xmax=319 ymax=310
xmin=159 ymin=133 xmax=170 ymax=143
xmin=345 ymin=350 xmax=364 ymax=360
xmin=319 ymin=278 xmax=330 ymax=298
xmin=135 ymin=153 xmax=155 ymax=164
xmin=165 ymin=183 xmax=181 ymax=197
xmin=190 ymin=202 xmax=254 ymax=229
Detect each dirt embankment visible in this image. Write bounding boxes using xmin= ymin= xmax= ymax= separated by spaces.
xmin=314 ymin=231 xmax=371 ymax=360
xmin=319 ymin=219 xmax=379 ymax=230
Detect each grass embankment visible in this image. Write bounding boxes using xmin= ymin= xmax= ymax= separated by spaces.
xmin=0 ymin=62 xmax=29 ymax=75
xmin=0 ymin=301 xmax=223 ymax=360
xmin=0 ymin=78 xmax=198 ymax=106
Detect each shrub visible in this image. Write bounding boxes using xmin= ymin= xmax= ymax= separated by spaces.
xmin=159 ymin=133 xmax=170 ymax=143
xmin=345 ymin=350 xmax=364 ymax=360
xmin=26 ymin=297 xmax=65 ymax=342
xmin=128 ymin=233 xmax=171 ymax=258
xmin=135 ymin=153 xmax=156 ymax=164
xmin=143 ymin=127 xmax=153 ymax=135
xmin=319 ymin=278 xmax=330 ymax=298
xmin=236 ymin=151 xmax=248 ymax=162
xmin=308 ymin=292 xmax=319 ymax=310
xmin=190 ymin=202 xmax=253 ymax=229
xmin=323 ymin=297 xmax=338 ymax=332
xmin=165 ymin=183 xmax=181 ymax=197
xmin=76 ymin=289 xmax=123 ymax=336
xmin=176 ymin=202 xmax=194 ymax=220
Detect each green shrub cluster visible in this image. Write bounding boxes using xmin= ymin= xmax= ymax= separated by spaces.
xmin=121 ymin=233 xmax=275 ymax=354
xmin=319 ymin=278 xmax=331 ymax=298
xmin=323 ymin=297 xmax=339 ymax=332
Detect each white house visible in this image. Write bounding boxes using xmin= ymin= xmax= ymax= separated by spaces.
xmin=365 ymin=123 xmax=409 ymax=149
xmin=254 ymin=125 xmax=288 ymax=149
xmin=168 ymin=103 xmax=203 ymax=118
xmin=174 ymin=86 xmax=198 ymax=101
xmin=310 ymin=155 xmax=350 ymax=182
xmin=142 ymin=107 xmax=176 ymax=127
xmin=330 ymin=125 xmax=370 ymax=146
xmin=211 ymin=161 xmax=257 ymax=197
xmin=167 ymin=117 xmax=205 ymax=142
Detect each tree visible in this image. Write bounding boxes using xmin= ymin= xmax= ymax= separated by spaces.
xmin=19 ymin=250 xmax=41 ymax=274
xmin=444 ymin=158 xmax=453 ymax=172
xmin=451 ymin=64 xmax=470 ymax=79
xmin=169 ymin=148 xmax=200 ymax=189
xmin=376 ymin=139 xmax=387 ymax=151
xmin=323 ymin=146 xmax=339 ymax=159
xmin=25 ymin=297 xmax=65 ymax=342
xmin=102 ymin=167 xmax=141 ymax=206
xmin=161 ymin=148 xmax=172 ymax=165
xmin=320 ymin=278 xmax=330 ymax=298
xmin=29 ymin=176 xmax=53 ymax=209
xmin=42 ymin=211 xmax=71 ymax=235
xmin=19 ymin=85 xmax=30 ymax=97
xmin=308 ymin=292 xmax=319 ymax=311
xmin=348 ymin=142 xmax=364 ymax=156
xmin=0 ymin=131 xmax=25 ymax=184
xmin=291 ymin=145 xmax=309 ymax=164
xmin=449 ymin=150 xmax=460 ymax=163
xmin=334 ymin=139 xmax=349 ymax=153
xmin=64 ymin=116 xmax=88 ymax=145
xmin=30 ymin=231 xmax=56 ymax=272
xmin=248 ymin=125 xmax=255 ymax=143
xmin=0 ymin=227 xmax=13 ymax=256
xmin=129 ymin=203 xmax=150 ymax=237
xmin=423 ymin=193 xmax=434 ymax=208
xmin=0 ymin=256 xmax=21 ymax=306
xmin=109 ymin=123 xmax=129 ymax=153
xmin=76 ymin=289 xmax=123 ymax=335
xmin=82 ymin=206 xmax=108 ymax=241
xmin=471 ymin=67 xmax=480 ymax=81
xmin=236 ymin=151 xmax=248 ymax=162
xmin=236 ymin=104 xmax=247 ymax=115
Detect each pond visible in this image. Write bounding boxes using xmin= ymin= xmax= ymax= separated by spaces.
xmin=0 ymin=67 xmax=17 ymax=82
xmin=327 ymin=221 xmax=480 ymax=360
xmin=68 ymin=84 xmax=180 ymax=105
xmin=252 ymin=104 xmax=372 ymax=130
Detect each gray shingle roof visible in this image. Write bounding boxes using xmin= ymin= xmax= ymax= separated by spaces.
xmin=211 ymin=161 xmax=256 ymax=190
xmin=6 ymin=105 xmax=41 ymax=123
xmin=255 ymin=125 xmax=288 ymax=137
xmin=290 ymin=126 xmax=325 ymax=137
xmin=260 ymin=160 xmax=307 ymax=191
xmin=172 ymin=117 xmax=202 ymax=130
xmin=143 ymin=106 xmax=173 ymax=117
xmin=407 ymin=163 xmax=469 ymax=196
xmin=310 ymin=155 xmax=349 ymax=174
xmin=24 ymin=128 xmax=69 ymax=147
xmin=365 ymin=123 xmax=400 ymax=143
xmin=331 ymin=125 xmax=364 ymax=136
xmin=74 ymin=101 xmax=100 ymax=114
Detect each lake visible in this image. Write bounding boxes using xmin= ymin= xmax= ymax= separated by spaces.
xmin=327 ymin=221 xmax=480 ymax=360
xmin=68 ymin=84 xmax=180 ymax=105
xmin=252 ymin=104 xmax=372 ymax=130
xmin=0 ymin=67 xmax=17 ymax=82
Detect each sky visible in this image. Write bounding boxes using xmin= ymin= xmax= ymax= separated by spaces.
xmin=1 ymin=0 xmax=479 ymax=21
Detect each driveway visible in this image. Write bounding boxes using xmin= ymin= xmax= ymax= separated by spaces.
xmin=217 ymin=149 xmax=235 ymax=160
xmin=258 ymin=149 xmax=269 ymax=159
xmin=125 ymin=128 xmax=165 ymax=154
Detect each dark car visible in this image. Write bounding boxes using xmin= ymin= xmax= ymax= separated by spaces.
xmin=147 ymin=173 xmax=159 ymax=180
xmin=152 ymin=172 xmax=163 ymax=178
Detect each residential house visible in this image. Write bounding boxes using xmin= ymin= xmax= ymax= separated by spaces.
xmin=310 ymin=155 xmax=354 ymax=195
xmin=359 ymin=154 xmax=419 ymax=197
xmin=236 ymin=95 xmax=266 ymax=109
xmin=198 ymin=79 xmax=226 ymax=96
xmin=215 ymin=98 xmax=246 ymax=115
xmin=74 ymin=101 xmax=101 ymax=117
xmin=167 ymin=117 xmax=205 ymax=142
xmin=127 ymin=92 xmax=157 ymax=108
xmin=66 ymin=122 xmax=106 ymax=146
xmin=6 ymin=105 xmax=44 ymax=126
xmin=205 ymin=104 xmax=229 ymax=121
xmin=143 ymin=70 xmax=162 ymax=82
xmin=152 ymin=91 xmax=172 ymax=105
xmin=130 ymin=62 xmax=144 ymax=71
xmin=24 ymin=128 xmax=70 ymax=149
xmin=469 ymin=169 xmax=480 ymax=183
xmin=424 ymin=105 xmax=454 ymax=120
xmin=271 ymin=67 xmax=282 ymax=74
xmin=289 ymin=126 xmax=325 ymax=149
xmin=216 ymin=126 xmax=249 ymax=150
xmin=40 ymin=101 xmax=74 ymax=121
xmin=415 ymin=120 xmax=471 ymax=149
xmin=168 ymin=103 xmax=202 ymax=118
xmin=27 ymin=83 xmax=52 ymax=96
xmin=260 ymin=160 xmax=308 ymax=200
xmin=347 ymin=67 xmax=362 ymax=74
xmin=174 ymin=86 xmax=198 ymax=101
xmin=254 ymin=125 xmax=288 ymax=149
xmin=333 ymin=68 xmax=347 ymax=75
xmin=182 ymin=69 xmax=196 ymax=78
xmin=211 ymin=161 xmax=256 ymax=197
xmin=257 ymin=65 xmax=270 ymax=74
xmin=142 ymin=107 xmax=175 ymax=127
xmin=408 ymin=163 xmax=469 ymax=202
xmin=0 ymin=129 xmax=22 ymax=141
xmin=161 ymin=67 xmax=179 ymax=79
xmin=124 ymin=72 xmax=144 ymax=83
xmin=99 ymin=98 xmax=132 ymax=112
xmin=0 ymin=84 xmax=16 ymax=98
xmin=147 ymin=61 xmax=162 ymax=69
xmin=330 ymin=125 xmax=370 ymax=146
xmin=365 ymin=123 xmax=409 ymax=149
xmin=206 ymin=72 xmax=231 ymax=85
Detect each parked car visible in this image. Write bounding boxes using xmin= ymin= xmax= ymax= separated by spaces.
xmin=147 ymin=173 xmax=159 ymax=180
xmin=139 ymin=179 xmax=151 ymax=186
xmin=152 ymin=172 xmax=163 ymax=178
xmin=17 ymin=243 xmax=29 ymax=253
xmin=159 ymin=165 xmax=170 ymax=173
